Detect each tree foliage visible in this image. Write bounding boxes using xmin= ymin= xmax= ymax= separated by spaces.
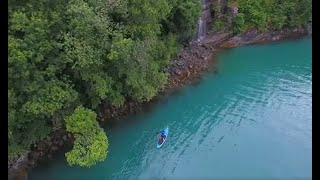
xmin=8 ymin=0 xmax=200 ymax=166
xmin=233 ymin=13 xmax=245 ymax=34
xmin=212 ymin=19 xmax=225 ymax=31
xmin=234 ymin=0 xmax=312 ymax=33
xmin=161 ymin=0 xmax=201 ymax=42
xmin=65 ymin=106 xmax=108 ymax=167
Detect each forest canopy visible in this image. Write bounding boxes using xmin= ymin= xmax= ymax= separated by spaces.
xmin=8 ymin=0 xmax=200 ymax=167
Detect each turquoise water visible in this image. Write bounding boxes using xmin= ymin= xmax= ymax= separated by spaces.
xmin=29 ymin=37 xmax=312 ymax=179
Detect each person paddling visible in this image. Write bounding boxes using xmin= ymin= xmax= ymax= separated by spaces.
xmin=160 ymin=131 xmax=166 ymax=142
xmin=156 ymin=127 xmax=169 ymax=148
xmin=158 ymin=130 xmax=165 ymax=143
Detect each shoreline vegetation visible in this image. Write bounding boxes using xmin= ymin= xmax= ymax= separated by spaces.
xmin=8 ymin=0 xmax=311 ymax=179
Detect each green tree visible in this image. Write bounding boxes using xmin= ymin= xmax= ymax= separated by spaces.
xmin=162 ymin=0 xmax=201 ymax=42
xmin=8 ymin=4 xmax=77 ymax=160
xmin=212 ymin=19 xmax=225 ymax=31
xmin=65 ymin=106 xmax=108 ymax=167
xmin=233 ymin=13 xmax=245 ymax=34
xmin=238 ymin=0 xmax=312 ymax=31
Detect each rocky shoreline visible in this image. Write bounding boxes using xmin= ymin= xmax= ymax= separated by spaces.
xmin=8 ymin=28 xmax=311 ymax=180
xmin=97 ymin=27 xmax=311 ymax=124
